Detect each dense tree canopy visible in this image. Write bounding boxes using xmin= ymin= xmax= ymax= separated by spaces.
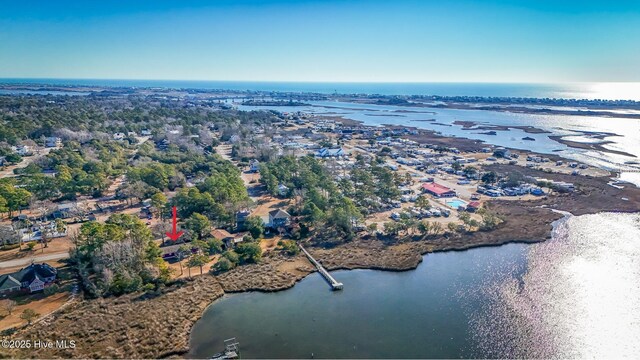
xmin=73 ymin=214 xmax=166 ymax=296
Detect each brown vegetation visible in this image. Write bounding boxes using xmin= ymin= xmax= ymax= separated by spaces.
xmin=217 ymin=253 xmax=314 ymax=292
xmin=5 ymin=278 xmax=224 ymax=359
xmin=549 ymin=135 xmax=637 ymax=158
xmin=486 ymin=164 xmax=640 ymax=215
xmin=311 ymin=200 xmax=562 ymax=272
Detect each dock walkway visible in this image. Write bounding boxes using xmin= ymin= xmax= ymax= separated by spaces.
xmin=299 ymin=245 xmax=343 ymax=290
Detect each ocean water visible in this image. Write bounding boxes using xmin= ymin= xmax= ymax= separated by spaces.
xmin=0 ymin=89 xmax=91 ymax=96
xmin=2 ymin=79 xmax=640 ymax=100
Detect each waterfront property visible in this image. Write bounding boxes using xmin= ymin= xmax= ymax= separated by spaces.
xmin=268 ymin=209 xmax=291 ymax=229
xmin=299 ymin=245 xmax=343 ymax=290
xmin=161 ymin=244 xmax=185 ymax=261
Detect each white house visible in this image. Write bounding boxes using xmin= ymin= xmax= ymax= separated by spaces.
xmin=315 ymin=148 xmax=346 ymax=158
xmin=14 ymin=145 xmax=32 ymax=156
xmin=277 ymin=184 xmax=289 ymax=197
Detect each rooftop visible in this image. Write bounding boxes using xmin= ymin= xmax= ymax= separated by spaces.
xmin=422 ymin=182 xmax=455 ymax=196
xmin=269 ymin=209 xmax=290 ymax=219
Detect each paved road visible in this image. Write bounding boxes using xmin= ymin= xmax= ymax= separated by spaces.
xmin=0 ymin=252 xmax=69 ymax=268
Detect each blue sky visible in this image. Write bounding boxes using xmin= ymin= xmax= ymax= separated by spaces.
xmin=1 ymin=0 xmax=639 ymax=82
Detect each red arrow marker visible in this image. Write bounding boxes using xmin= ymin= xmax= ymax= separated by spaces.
xmin=166 ymin=206 xmax=184 ymax=241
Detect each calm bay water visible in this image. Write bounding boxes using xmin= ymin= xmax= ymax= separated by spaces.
xmin=190 ymin=243 xmax=528 ymax=359
xmin=239 ymin=100 xmax=640 ymax=176
xmin=190 ymin=213 xmax=640 ymax=358
xmin=472 ymin=213 xmax=640 ymax=358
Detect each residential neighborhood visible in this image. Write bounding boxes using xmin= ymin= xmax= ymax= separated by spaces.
xmin=0 ymin=87 xmax=635 ymax=359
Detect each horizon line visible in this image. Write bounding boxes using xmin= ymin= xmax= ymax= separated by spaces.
xmin=1 ymin=77 xmax=639 ymax=85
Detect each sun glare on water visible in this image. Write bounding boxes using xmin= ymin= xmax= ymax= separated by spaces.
xmin=585 ymin=82 xmax=640 ymax=101
xmin=473 ymin=213 xmax=640 ymax=358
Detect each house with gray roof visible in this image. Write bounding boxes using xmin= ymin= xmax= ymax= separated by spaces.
xmin=0 ymin=263 xmax=57 ymax=295
xmin=315 ymin=147 xmax=346 ymax=158
xmin=268 ymin=209 xmax=291 ymax=229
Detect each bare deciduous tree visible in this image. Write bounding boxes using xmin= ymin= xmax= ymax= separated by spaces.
xmin=3 ymin=299 xmax=16 ymax=315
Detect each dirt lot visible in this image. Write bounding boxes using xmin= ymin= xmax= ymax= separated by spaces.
xmin=252 ymin=196 xmax=290 ymax=219
xmin=166 ymin=254 xmax=221 ymax=280
xmin=0 ymin=292 xmax=71 ymax=331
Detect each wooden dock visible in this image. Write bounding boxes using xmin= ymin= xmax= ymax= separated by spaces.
xmin=210 ymin=338 xmax=240 ymax=360
xmin=299 ymin=245 xmax=343 ymax=290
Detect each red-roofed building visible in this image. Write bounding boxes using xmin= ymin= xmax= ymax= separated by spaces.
xmin=421 ymin=182 xmax=456 ymax=198
xmin=467 ymin=201 xmax=481 ymax=212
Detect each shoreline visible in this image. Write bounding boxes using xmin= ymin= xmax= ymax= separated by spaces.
xmin=5 ymin=199 xmax=563 ymax=359
xmin=6 ymin=119 xmax=640 ymax=359
xmin=331 ymin=114 xmax=638 ymax=164
xmin=7 ymin=192 xmax=638 ymax=359
xmin=343 ymin=97 xmax=640 ymax=119
xmin=549 ymin=135 xmax=637 ymax=158
xmin=452 ymin=120 xmax=551 ymax=134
